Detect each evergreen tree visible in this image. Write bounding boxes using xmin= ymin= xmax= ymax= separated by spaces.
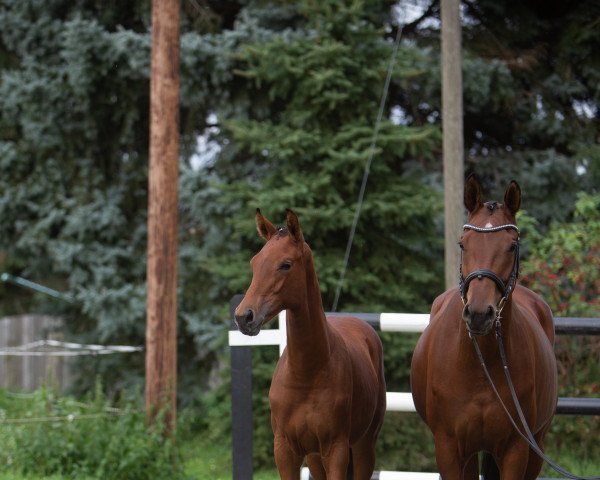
xmin=0 ymin=1 xmax=153 ymax=393
xmin=398 ymin=0 xmax=600 ymax=222
xmin=0 ymin=0 xmax=443 ymax=399
xmin=1 ymin=0 xmax=598 ymax=470
xmin=184 ymin=1 xmax=445 ymax=467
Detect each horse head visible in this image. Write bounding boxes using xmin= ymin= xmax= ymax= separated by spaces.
xmin=234 ymin=208 xmax=308 ymax=336
xmin=460 ymin=174 xmax=521 ymax=335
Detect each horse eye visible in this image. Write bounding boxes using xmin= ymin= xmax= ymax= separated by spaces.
xmin=508 ymin=243 xmax=517 ymax=252
xmin=279 ymin=261 xmax=292 ymax=271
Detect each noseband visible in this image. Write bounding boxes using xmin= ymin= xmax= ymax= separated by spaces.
xmin=459 ymin=223 xmax=520 ymax=309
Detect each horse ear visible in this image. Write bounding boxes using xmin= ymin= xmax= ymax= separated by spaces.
xmin=503 ymin=180 xmax=521 ymax=216
xmin=464 ymin=173 xmax=483 ymax=213
xmin=256 ymin=208 xmax=276 ymax=241
xmin=286 ymin=209 xmax=304 ymax=243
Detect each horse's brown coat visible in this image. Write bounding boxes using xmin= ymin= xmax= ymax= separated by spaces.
xmin=411 ymin=176 xmax=557 ymax=480
xmin=235 ymin=209 xmax=386 ymax=479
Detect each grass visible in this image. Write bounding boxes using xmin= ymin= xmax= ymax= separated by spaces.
xmin=181 ymin=435 xmax=232 ymax=479
xmin=0 ymin=434 xmax=279 ymax=480
xmin=1 ymin=433 xmax=598 ymax=479
xmin=0 ymin=387 xmax=597 ymax=479
xmin=181 ymin=435 xmax=279 ymax=480
xmin=539 ymin=449 xmax=600 ymax=478
xmin=0 ymin=476 xmax=79 ymax=480
xmin=181 ymin=434 xmax=600 ymax=479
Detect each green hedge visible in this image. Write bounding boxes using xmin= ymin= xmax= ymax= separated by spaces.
xmin=0 ymin=384 xmax=185 ymax=480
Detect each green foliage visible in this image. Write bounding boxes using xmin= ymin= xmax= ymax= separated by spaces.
xmin=520 ymin=192 xmax=600 ymax=461
xmin=441 ymin=1 xmax=599 ymax=219
xmin=0 ymin=0 xmax=152 ymax=389
xmin=521 ymin=193 xmax=600 ymax=317
xmin=190 ymin=0 xmax=444 ymax=315
xmin=0 ymin=385 xmax=184 ymax=480
xmin=190 ymin=4 xmax=445 ymax=465
xmin=1 ymin=0 xmax=600 ymax=473
xmin=520 ymin=192 xmax=600 ymax=397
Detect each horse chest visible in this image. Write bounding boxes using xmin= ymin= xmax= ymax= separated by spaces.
xmin=269 ymin=374 xmax=351 ymax=422
xmin=429 ymin=352 xmax=537 ymax=441
xmin=269 ymin=386 xmax=350 ymax=454
xmin=269 ymin=365 xmax=353 ymax=455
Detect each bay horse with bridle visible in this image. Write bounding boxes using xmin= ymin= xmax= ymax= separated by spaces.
xmin=411 ymin=175 xmax=557 ymax=479
xmin=234 ymin=209 xmax=386 ymax=479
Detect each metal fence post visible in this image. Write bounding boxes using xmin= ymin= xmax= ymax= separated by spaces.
xmin=230 ymin=294 xmax=253 ymax=480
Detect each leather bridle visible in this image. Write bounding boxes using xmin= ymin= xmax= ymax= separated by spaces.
xmin=459 ymin=223 xmax=520 ymax=312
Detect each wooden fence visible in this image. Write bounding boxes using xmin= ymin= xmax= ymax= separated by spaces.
xmin=0 ymin=315 xmax=72 ymax=391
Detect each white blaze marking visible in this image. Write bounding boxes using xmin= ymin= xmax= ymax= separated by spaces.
xmin=485 ymin=222 xmax=494 ymax=228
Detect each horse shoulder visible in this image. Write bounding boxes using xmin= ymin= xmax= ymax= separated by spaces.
xmin=510 ymin=287 xmax=558 ymax=431
xmin=513 ymin=285 xmax=555 ymax=345
xmin=414 ymin=287 xmax=461 ymax=358
xmin=327 ymin=317 xmax=386 ymax=417
xmin=411 ymin=287 xmax=462 ymax=423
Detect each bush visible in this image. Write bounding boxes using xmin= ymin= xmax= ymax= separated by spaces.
xmin=0 ymin=384 xmax=186 ymax=480
xmin=520 ymin=192 xmax=600 ymax=464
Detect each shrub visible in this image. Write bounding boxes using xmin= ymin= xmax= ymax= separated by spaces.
xmin=0 ymin=383 xmax=186 ymax=480
xmin=520 ymin=192 xmax=600 ymax=463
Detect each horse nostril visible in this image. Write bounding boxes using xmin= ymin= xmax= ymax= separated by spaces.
xmin=234 ymin=308 xmax=254 ymax=325
xmin=462 ymin=304 xmax=472 ymax=321
xmin=486 ymin=305 xmax=495 ymax=321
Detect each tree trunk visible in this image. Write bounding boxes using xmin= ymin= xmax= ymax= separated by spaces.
xmin=145 ymin=0 xmax=181 ymax=432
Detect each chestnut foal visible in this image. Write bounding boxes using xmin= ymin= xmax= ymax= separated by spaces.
xmin=235 ymin=209 xmax=386 ymax=479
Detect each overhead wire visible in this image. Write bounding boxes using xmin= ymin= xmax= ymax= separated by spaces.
xmin=331 ymin=24 xmax=403 ymax=312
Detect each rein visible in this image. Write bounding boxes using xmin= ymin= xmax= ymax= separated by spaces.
xmin=470 ymin=326 xmax=600 ymax=480
xmin=462 ymin=223 xmax=600 ymax=479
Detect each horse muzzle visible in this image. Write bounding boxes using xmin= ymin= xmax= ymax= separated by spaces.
xmin=462 ymin=303 xmax=496 ymax=336
xmin=234 ymin=307 xmax=265 ymax=336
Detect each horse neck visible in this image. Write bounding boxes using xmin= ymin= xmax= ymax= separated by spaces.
xmin=284 ymin=249 xmax=331 ymax=375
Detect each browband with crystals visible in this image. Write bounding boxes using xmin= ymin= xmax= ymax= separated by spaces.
xmin=463 ymin=223 xmax=520 ymax=234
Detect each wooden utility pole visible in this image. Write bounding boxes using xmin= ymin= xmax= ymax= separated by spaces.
xmin=441 ymin=0 xmax=464 ymax=290
xmin=145 ymin=0 xmax=181 ymax=432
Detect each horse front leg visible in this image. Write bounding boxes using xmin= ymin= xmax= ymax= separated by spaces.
xmin=322 ymin=440 xmax=351 ymax=480
xmin=433 ymin=433 xmax=476 ymax=480
xmin=523 ymin=428 xmax=549 ymax=480
xmin=274 ymin=433 xmax=303 ymax=480
xmin=306 ymin=453 xmax=326 ymax=480
xmin=351 ymin=436 xmax=377 ymax=480
xmin=499 ymin=439 xmax=529 ymax=480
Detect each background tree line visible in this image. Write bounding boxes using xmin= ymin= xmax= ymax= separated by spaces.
xmin=0 ymin=0 xmax=598 ymax=472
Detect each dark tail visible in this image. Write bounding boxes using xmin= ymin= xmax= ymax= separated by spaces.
xmin=481 ymin=452 xmax=500 ymax=480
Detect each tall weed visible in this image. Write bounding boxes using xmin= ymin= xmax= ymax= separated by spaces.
xmin=0 ymin=384 xmax=186 ymax=480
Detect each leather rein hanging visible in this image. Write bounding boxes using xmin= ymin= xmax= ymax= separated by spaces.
xmin=460 ymin=223 xmax=600 ymax=480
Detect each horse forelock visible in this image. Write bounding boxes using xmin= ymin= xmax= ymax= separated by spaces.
xmin=275 ymin=226 xmax=288 ymax=237
xmin=468 ymin=200 xmax=515 ymax=226
xmin=485 ymin=200 xmax=499 ymax=212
